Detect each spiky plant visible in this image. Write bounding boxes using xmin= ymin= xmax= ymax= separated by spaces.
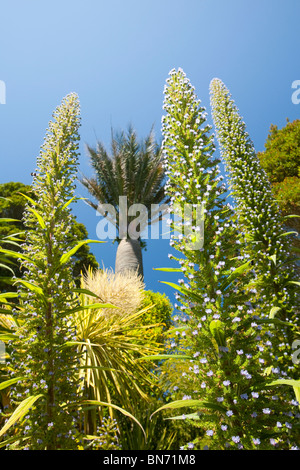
xmin=210 ymin=78 xmax=300 ymax=370
xmin=153 ymin=69 xmax=300 ymax=450
xmin=71 ymin=268 xmax=162 ymax=437
xmin=82 ymin=267 xmax=145 ymax=317
xmin=0 ymin=93 xmax=85 ymax=450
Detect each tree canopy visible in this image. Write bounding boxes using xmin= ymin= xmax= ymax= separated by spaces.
xmin=257 ymin=119 xmax=300 ymax=242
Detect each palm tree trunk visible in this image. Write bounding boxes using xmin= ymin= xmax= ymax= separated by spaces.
xmin=115 ymin=238 xmax=144 ymax=280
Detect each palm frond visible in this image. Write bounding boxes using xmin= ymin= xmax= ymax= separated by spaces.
xmin=79 ymin=125 xmax=168 ymax=235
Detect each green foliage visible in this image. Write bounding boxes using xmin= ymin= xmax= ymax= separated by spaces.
xmin=71 ymin=278 xmax=161 ymax=432
xmin=140 ymin=290 xmax=173 ymax=343
xmin=257 ymin=119 xmax=300 ymax=251
xmin=257 ymin=120 xmax=300 ymax=183
xmin=84 ymin=416 xmax=121 ymax=450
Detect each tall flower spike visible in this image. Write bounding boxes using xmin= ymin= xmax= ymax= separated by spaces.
xmin=6 ymin=93 xmax=83 ymax=450
xmin=210 ymin=78 xmax=299 ymax=330
xmin=157 ymin=70 xmax=300 ymax=450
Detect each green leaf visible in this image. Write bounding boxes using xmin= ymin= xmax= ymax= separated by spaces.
xmin=0 ymin=308 xmax=14 ymax=315
xmin=153 ymin=267 xmax=182 ymax=273
xmin=0 ymin=248 xmax=41 ymax=267
xmin=0 ymin=218 xmax=21 ymax=223
xmin=288 ymin=281 xmax=300 ymax=287
xmin=269 ymin=307 xmax=281 ymax=319
xmin=266 ymin=379 xmax=300 ymax=388
xmin=209 ymin=320 xmax=226 ymax=347
xmin=0 ymin=292 xmax=21 ymax=300
xmin=0 ymin=394 xmax=44 ymax=437
xmin=18 ymin=193 xmax=46 ymax=229
xmin=60 ymin=196 xmax=78 ymax=211
xmin=150 ymin=399 xmax=227 ymax=419
xmin=18 ymin=192 xmax=36 ymax=206
xmin=78 ymin=400 xmax=146 ymax=439
xmin=221 ymin=260 xmax=253 ymax=290
xmin=165 ymin=412 xmax=201 ymax=421
xmin=27 ymin=207 xmax=46 ymax=229
xmin=14 ymin=279 xmax=45 ymax=297
xmin=0 ymin=264 xmax=15 ymax=275
xmin=0 ymin=376 xmax=27 ymax=391
xmin=159 ymin=281 xmax=202 ymax=304
xmin=59 ymin=240 xmax=104 ymax=265
xmin=0 ymin=333 xmax=16 ymax=342
xmin=72 ymin=288 xmax=103 ymax=299
xmin=137 ymin=354 xmax=191 ymax=362
xmin=63 ymin=302 xmax=118 ymax=316
xmin=0 ymin=435 xmax=30 ymax=449
xmin=278 ymin=231 xmax=298 ymax=237
xmin=60 ymin=340 xmax=99 ymax=349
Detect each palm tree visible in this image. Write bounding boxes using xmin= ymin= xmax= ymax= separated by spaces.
xmin=80 ymin=126 xmax=168 ymax=279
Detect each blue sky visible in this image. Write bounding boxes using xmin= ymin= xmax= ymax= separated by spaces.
xmin=0 ymin=0 xmax=299 ymax=300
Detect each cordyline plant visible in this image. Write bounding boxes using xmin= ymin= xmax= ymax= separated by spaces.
xmin=153 ymin=68 xmax=300 ymax=450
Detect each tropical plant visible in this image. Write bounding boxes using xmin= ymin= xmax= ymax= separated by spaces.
xmin=71 ymin=268 xmax=164 ymax=443
xmin=152 ymin=68 xmax=300 ymax=450
xmin=80 ymin=125 xmax=168 ymax=279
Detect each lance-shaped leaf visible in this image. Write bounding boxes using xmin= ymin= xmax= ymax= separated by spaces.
xmin=265 ymin=379 xmax=300 ymax=410
xmin=0 ymin=376 xmax=27 ymax=391
xmin=136 ymin=354 xmax=191 ymax=362
xmin=150 ymin=399 xmax=227 ymax=420
xmin=76 ymin=399 xmax=147 ymax=440
xmin=153 ymin=267 xmax=182 ymax=273
xmin=59 ymin=239 xmax=104 ymax=265
xmin=14 ymin=279 xmax=45 ymax=297
xmin=0 ymin=248 xmax=42 ymax=268
xmin=159 ymin=281 xmax=202 ymax=304
xmin=0 ymin=394 xmax=44 ymax=438
xmin=221 ymin=260 xmax=253 ymax=290
xmin=18 ymin=193 xmax=46 ymax=229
